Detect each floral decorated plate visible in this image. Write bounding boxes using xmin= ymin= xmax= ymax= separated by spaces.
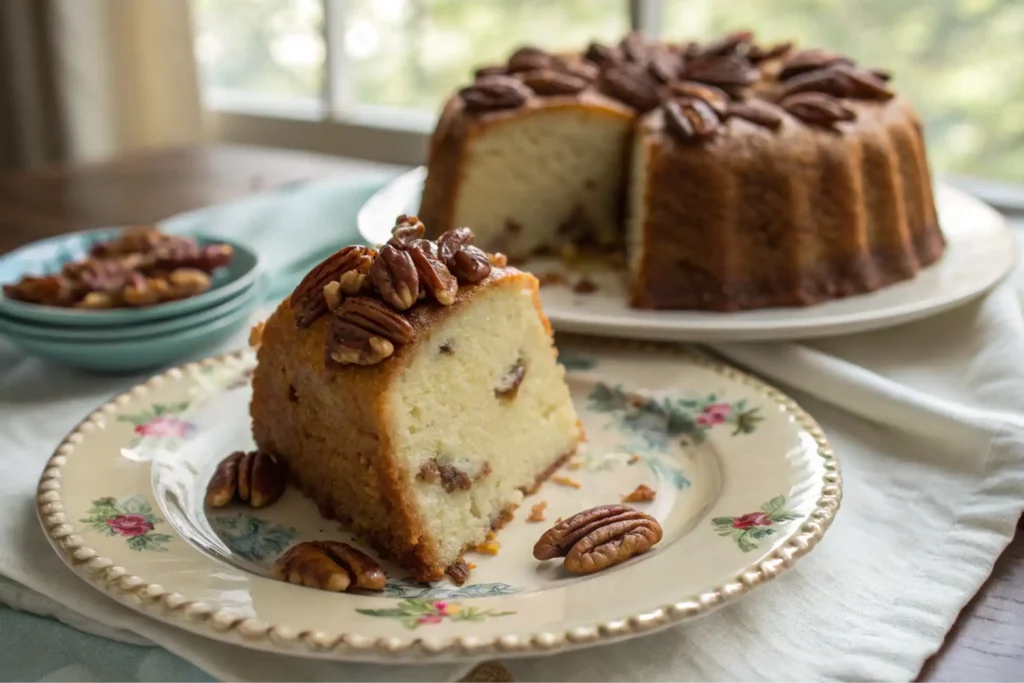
xmin=37 ymin=337 xmax=840 ymax=663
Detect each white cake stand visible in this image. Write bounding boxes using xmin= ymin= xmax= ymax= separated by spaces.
xmin=358 ymin=167 xmax=1017 ymax=342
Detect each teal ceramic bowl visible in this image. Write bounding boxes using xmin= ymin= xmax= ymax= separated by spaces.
xmin=0 ymin=293 xmax=258 ymax=374
xmin=0 ymin=228 xmax=260 ymax=327
xmin=0 ymin=280 xmax=261 ymax=343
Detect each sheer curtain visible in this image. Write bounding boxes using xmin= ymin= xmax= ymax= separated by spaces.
xmin=0 ymin=0 xmax=204 ymax=171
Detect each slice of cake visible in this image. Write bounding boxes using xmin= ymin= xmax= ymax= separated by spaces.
xmin=250 ymin=217 xmax=581 ymax=582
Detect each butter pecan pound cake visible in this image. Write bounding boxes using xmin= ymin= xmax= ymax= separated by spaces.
xmin=250 ymin=217 xmax=581 ymax=582
xmin=419 ymin=31 xmax=944 ymax=311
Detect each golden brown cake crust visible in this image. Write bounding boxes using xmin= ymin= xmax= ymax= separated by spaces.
xmin=251 ymin=266 xmax=565 ymax=582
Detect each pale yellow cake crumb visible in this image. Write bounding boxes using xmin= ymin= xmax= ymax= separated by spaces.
xmin=248 ymin=321 xmax=265 ymax=348
xmin=552 ymin=475 xmax=581 ymax=489
xmin=627 ymin=454 xmax=641 ymax=465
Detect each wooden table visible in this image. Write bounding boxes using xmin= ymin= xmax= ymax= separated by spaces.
xmin=1 ymin=144 xmax=1021 ymax=681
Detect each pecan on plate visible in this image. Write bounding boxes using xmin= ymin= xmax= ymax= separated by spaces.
xmin=370 ymin=244 xmax=419 ymax=311
xmin=781 ymin=92 xmax=856 ymax=129
xmin=663 ymin=97 xmax=721 ymax=144
xmin=272 ymin=540 xmax=387 ymax=592
xmin=778 ymin=49 xmax=854 ymax=81
xmin=533 ymin=504 xmax=663 ymax=574
xmin=291 ymin=245 xmax=375 ymax=328
xmin=459 ymin=76 xmax=531 ymax=112
xmin=726 ymin=100 xmax=784 ymax=131
xmin=520 ymin=69 xmax=590 ymax=96
xmin=328 ymin=296 xmax=416 ymax=366
xmin=599 ymin=63 xmax=662 ymax=112
xmin=206 ymin=450 xmax=288 ymax=509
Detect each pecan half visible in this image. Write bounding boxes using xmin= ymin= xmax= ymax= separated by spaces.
xmin=599 ymin=64 xmax=662 ymax=112
xmin=388 ymin=214 xmax=427 ymax=248
xmin=534 ymin=505 xmax=662 ymax=575
xmin=272 ymin=540 xmax=386 ymax=592
xmin=495 ymin=358 xmax=526 ymax=399
xmin=370 ymin=244 xmax=419 ymax=311
xmin=206 ymin=450 xmax=288 ymax=509
xmin=780 ymin=66 xmax=853 ymax=98
xmin=697 ymin=30 xmax=754 ymax=58
xmin=474 ymin=64 xmax=507 ymax=79
xmin=446 ymin=558 xmax=471 ymax=586
xmin=459 ymin=76 xmax=531 ymax=112
xmin=726 ymin=100 xmax=784 ymax=131
xmin=437 ymin=227 xmax=473 ymax=262
xmin=557 ymin=59 xmax=599 ymax=82
xmin=748 ymin=40 xmax=793 ymax=63
xmin=291 ymin=246 xmax=375 ymax=328
xmin=682 ymin=54 xmax=758 ymax=88
xmin=647 ymin=47 xmax=682 ymax=84
xmin=408 ymin=246 xmax=458 ymax=305
xmin=449 ymin=245 xmax=492 ymax=284
xmin=619 ymin=31 xmax=649 ymax=64
xmin=563 ymin=514 xmax=662 ymax=574
xmin=781 ymin=92 xmax=856 ymax=128
xmin=583 ymin=41 xmax=621 ymax=67
xmin=330 ymin=296 xmax=416 ymax=364
xmin=778 ymin=48 xmax=854 ymax=80
xmin=839 ymin=66 xmax=894 ymax=101
xmin=663 ymin=97 xmax=721 ymax=143
xmin=870 ymin=67 xmax=892 ymax=82
xmin=669 ymin=80 xmax=730 ymax=116
xmin=520 ymin=69 xmax=589 ymax=96
xmin=506 ymin=46 xmax=553 ymax=73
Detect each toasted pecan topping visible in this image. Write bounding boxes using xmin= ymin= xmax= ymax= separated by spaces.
xmin=781 ymin=91 xmax=856 ymax=129
xmin=459 ymin=75 xmax=531 ymax=112
xmin=663 ymin=97 xmax=721 ymax=143
xmin=726 ymin=100 xmax=785 ymax=131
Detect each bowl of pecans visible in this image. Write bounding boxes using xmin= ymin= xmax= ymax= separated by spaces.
xmin=0 ymin=226 xmax=262 ymax=372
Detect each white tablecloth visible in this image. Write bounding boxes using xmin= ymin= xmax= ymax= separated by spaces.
xmin=1 ymin=179 xmax=1022 ymax=681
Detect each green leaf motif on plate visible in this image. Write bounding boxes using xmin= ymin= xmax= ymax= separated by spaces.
xmin=381 ymin=579 xmax=520 ymax=600
xmin=357 ymin=598 xmax=515 ymax=630
xmin=712 ymin=495 xmax=799 ymax=552
xmin=210 ymin=513 xmax=298 ymax=562
xmin=79 ymin=495 xmax=170 ymax=552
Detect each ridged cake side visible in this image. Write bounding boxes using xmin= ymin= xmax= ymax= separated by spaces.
xmin=629 ymin=97 xmax=944 ymax=310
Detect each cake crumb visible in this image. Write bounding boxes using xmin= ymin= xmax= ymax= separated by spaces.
xmin=627 ymin=454 xmax=641 ymax=465
xmin=537 ymin=271 xmax=566 ymax=287
xmin=552 ymin=475 xmax=581 ymax=489
xmin=527 ymin=501 xmax=548 ymax=522
xmin=555 ymin=516 xmax=563 ymax=523
xmin=248 ymin=321 xmax=265 ymax=348
xmin=566 ymin=458 xmax=582 ymax=470
xmin=473 ymin=539 xmax=501 ymax=555
xmin=622 ymin=484 xmax=657 ymax=503
xmin=468 ymin=563 xmax=477 ymax=570
xmin=446 ymin=558 xmax=471 ymax=586
xmin=573 ymin=278 xmax=598 ymax=294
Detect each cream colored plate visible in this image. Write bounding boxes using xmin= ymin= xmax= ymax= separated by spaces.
xmin=38 ymin=338 xmax=840 ymax=663
xmin=359 ymin=168 xmax=1016 ymax=342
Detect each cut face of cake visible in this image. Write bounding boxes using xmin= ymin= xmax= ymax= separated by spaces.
xmin=420 ymin=91 xmax=634 ymax=261
xmin=250 ymin=218 xmax=581 ymax=582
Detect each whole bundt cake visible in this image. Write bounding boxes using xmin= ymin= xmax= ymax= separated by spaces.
xmin=418 ymin=30 xmax=944 ymax=311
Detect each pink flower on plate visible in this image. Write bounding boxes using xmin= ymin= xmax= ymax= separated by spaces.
xmin=732 ymin=512 xmax=772 ymax=530
xmin=106 ymin=514 xmax=154 ymax=537
xmin=433 ymin=601 xmax=448 ymax=615
xmin=135 ymin=416 xmax=195 ymax=439
xmin=696 ymin=403 xmax=732 ymax=426
xmin=417 ymin=614 xmax=444 ymax=625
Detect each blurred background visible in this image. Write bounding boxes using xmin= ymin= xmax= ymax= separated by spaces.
xmin=1 ymin=0 xmax=1021 ymax=182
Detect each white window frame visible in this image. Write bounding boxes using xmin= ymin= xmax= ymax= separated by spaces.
xmin=205 ymin=0 xmax=652 ymax=166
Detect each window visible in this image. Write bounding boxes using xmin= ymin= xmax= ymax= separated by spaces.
xmin=192 ymin=0 xmax=1024 ymax=183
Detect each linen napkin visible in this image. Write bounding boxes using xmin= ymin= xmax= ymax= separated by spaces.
xmin=2 ymin=174 xmax=1023 ymax=682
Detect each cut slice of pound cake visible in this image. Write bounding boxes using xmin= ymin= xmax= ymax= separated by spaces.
xmin=250 ymin=216 xmax=581 ymax=582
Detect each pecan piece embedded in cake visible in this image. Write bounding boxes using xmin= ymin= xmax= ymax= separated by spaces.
xmin=533 ymin=504 xmax=662 ymax=575
xmin=272 ymin=540 xmax=386 ymax=592
xmin=495 ymin=358 xmax=526 ymax=400
xmin=417 ymin=458 xmax=491 ymax=493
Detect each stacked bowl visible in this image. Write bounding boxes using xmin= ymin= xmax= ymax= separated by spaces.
xmin=0 ymin=228 xmax=262 ymax=374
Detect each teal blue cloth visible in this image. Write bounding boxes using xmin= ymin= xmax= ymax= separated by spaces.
xmin=0 ymin=171 xmax=399 ymax=682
